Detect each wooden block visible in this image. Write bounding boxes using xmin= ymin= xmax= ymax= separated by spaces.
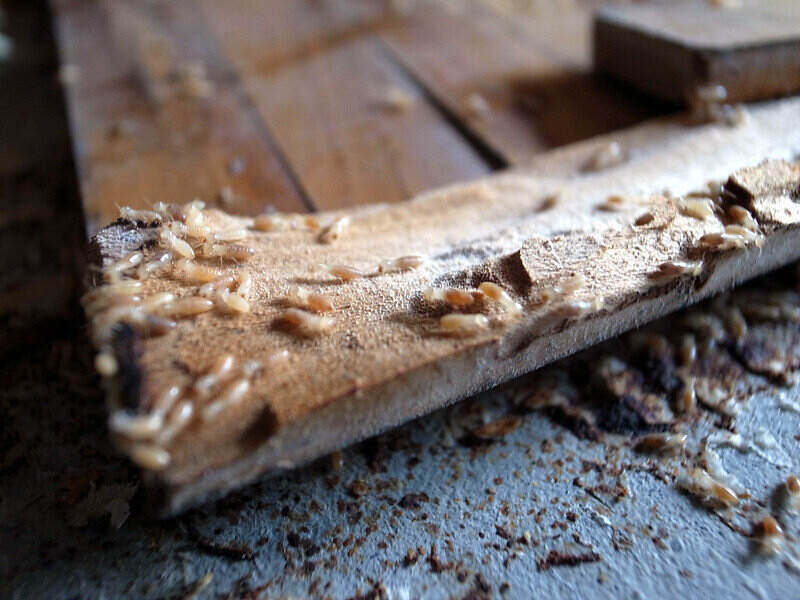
xmin=84 ymin=98 xmax=800 ymax=514
xmin=594 ymin=2 xmax=800 ymax=105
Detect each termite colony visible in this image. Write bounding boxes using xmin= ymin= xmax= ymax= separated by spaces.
xmin=87 ymin=200 xmax=256 ymax=361
xmin=108 ymin=351 xmax=288 ymax=470
xmin=84 ymin=200 xmax=266 ymax=467
xmin=422 ymin=281 xmax=524 ymax=337
xmin=624 ymin=314 xmax=744 ymax=418
xmin=276 ymin=253 xmax=425 ymax=336
xmin=672 ymin=180 xmax=763 ymax=252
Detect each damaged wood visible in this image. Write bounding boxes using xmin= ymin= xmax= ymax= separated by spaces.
xmin=85 ymin=99 xmax=800 ymax=515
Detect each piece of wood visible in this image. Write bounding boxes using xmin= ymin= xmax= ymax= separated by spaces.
xmin=51 ymin=0 xmax=308 ymax=232
xmin=85 ymin=98 xmax=800 ymax=515
xmin=595 ymin=2 xmax=800 ymax=106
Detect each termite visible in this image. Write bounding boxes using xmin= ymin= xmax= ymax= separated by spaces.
xmin=319 ymin=264 xmax=366 ymax=281
xmin=727 ymin=205 xmax=758 ymax=231
xmin=478 ymin=282 xmax=522 ymax=315
xmin=725 ymin=306 xmax=748 ymax=339
xmin=597 ymin=194 xmax=626 ymax=211
xmin=634 ymin=433 xmax=687 ymax=454
xmin=281 ymin=308 xmax=335 ymax=336
xmin=318 ymin=216 xmax=350 ymax=244
xmin=754 ymin=515 xmax=784 ymax=555
xmin=378 ymin=255 xmax=425 ymax=273
xmin=235 ymin=272 xmax=253 ymax=298
xmin=199 ymin=274 xmax=235 ymax=297
xmin=424 ymin=287 xmax=476 ymax=308
xmin=194 ymin=353 xmax=237 ymax=396
xmin=216 ymin=289 xmax=250 ymax=314
xmin=439 ymin=313 xmax=490 ymax=336
xmin=199 ymin=243 xmax=256 ymax=261
xmin=136 ymin=250 xmax=173 ymax=279
xmin=119 ymin=207 xmax=162 ymax=223
xmin=676 ymin=198 xmax=714 ymax=220
xmin=679 ymin=334 xmax=697 ymax=366
xmin=160 ymin=228 xmax=195 ymax=259
xmin=94 ymin=352 xmax=118 ymax=377
xmin=153 ymin=202 xmax=184 ymax=222
xmin=287 ymin=285 xmax=334 ymax=313
xmin=109 ymin=410 xmax=163 ymax=440
xmin=213 ymin=229 xmax=248 ymax=242
xmin=127 ymin=443 xmax=170 ymax=470
xmin=174 ymin=259 xmax=218 ymax=283
xmin=104 ymin=251 xmax=144 ymax=281
xmin=155 ymin=400 xmax=194 ymax=445
xmin=785 ymin=475 xmax=800 ymax=514
xmin=202 ymin=377 xmax=251 ymax=421
xmin=648 ymin=260 xmax=702 ymax=283
xmin=585 ymin=141 xmax=625 ymax=172
xmin=159 ymin=296 xmax=214 ymax=318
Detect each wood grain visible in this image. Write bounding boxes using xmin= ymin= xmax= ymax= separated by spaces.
xmin=87 ymin=98 xmax=800 ymax=514
xmin=51 ymin=0 xmax=308 ymax=233
xmin=199 ymin=0 xmax=491 ymax=209
xmin=381 ymin=1 xmax=664 ymax=163
xmin=595 ymin=2 xmax=800 ymax=105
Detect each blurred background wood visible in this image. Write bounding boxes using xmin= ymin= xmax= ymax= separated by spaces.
xmin=50 ymin=0 xmax=669 ymax=232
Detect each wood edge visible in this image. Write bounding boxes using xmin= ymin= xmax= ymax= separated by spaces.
xmin=150 ymin=225 xmax=800 ymax=516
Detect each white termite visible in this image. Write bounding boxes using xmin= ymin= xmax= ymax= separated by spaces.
xmin=318 ymin=216 xmax=350 ymax=244
xmin=281 ymin=308 xmax=335 ymax=336
xmin=439 ymin=313 xmax=490 ymax=336
xmin=202 ymin=377 xmax=250 ymax=421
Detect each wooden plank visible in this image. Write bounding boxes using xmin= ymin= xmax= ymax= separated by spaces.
xmin=51 ymin=0 xmax=308 ymax=232
xmin=193 ymin=0 xmax=389 ymax=77
xmin=382 ymin=1 xmax=664 ymax=164
xmin=595 ymin=2 xmax=800 ymax=105
xmin=199 ymin=0 xmax=491 ymax=209
xmin=84 ymin=98 xmax=800 ymax=514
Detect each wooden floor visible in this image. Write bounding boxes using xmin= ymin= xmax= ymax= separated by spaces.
xmin=50 ymin=0 xmax=667 ymax=231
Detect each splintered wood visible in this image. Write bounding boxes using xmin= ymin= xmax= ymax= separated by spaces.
xmin=86 ymin=99 xmax=800 ymax=515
